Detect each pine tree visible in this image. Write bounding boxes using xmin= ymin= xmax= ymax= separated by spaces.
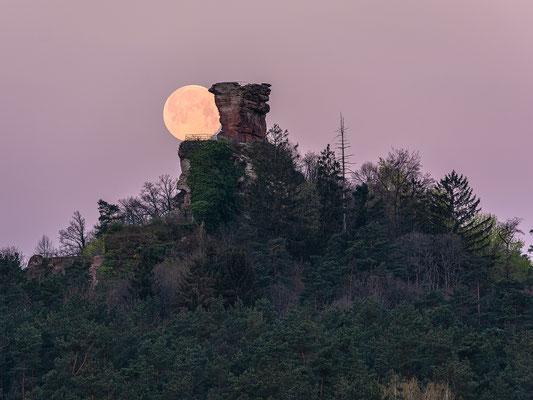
xmin=214 ymin=249 xmax=258 ymax=306
xmin=129 ymin=246 xmax=164 ymax=300
xmin=176 ymin=259 xmax=215 ymax=311
xmin=350 ymin=183 xmax=386 ymax=233
xmin=316 ymin=144 xmax=345 ymax=240
xmin=95 ymin=199 xmax=120 ymax=237
xmin=430 ymin=170 xmax=493 ymax=250
xmin=249 ymin=124 xmax=304 ymax=239
xmin=346 ymin=222 xmax=391 ymax=276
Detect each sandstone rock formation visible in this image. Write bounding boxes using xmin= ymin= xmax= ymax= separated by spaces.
xmin=175 ymin=82 xmax=270 ymax=211
xmin=209 ymin=82 xmax=271 ymax=143
xmin=26 ymin=254 xmax=103 ymax=287
xmin=176 ymin=140 xmax=208 ymax=212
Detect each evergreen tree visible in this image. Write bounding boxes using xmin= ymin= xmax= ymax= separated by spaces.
xmin=214 ymin=249 xmax=258 ymax=306
xmin=346 ymin=222 xmax=391 ymax=276
xmin=302 ymin=233 xmax=350 ymax=307
xmin=95 ymin=199 xmax=121 ymax=237
xmin=129 ymin=246 xmax=164 ymax=300
xmin=397 ymin=177 xmax=432 ymax=235
xmin=430 ymin=171 xmax=493 ymax=250
xmin=249 ymin=125 xmax=304 ymax=241
xmin=176 ymin=259 xmax=215 ymax=311
xmin=316 ymin=144 xmax=345 ymax=240
xmin=349 ymin=183 xmax=387 ymax=233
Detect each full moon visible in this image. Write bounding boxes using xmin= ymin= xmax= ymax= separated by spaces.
xmin=163 ymin=85 xmax=220 ymax=141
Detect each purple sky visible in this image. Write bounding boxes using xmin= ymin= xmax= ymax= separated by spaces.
xmin=1 ymin=0 xmax=532 ymax=258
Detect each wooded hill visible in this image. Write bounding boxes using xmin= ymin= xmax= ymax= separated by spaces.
xmin=1 ymin=125 xmax=532 ymax=399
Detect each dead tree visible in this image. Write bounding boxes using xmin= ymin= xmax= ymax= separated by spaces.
xmin=335 ymin=113 xmax=353 ymax=231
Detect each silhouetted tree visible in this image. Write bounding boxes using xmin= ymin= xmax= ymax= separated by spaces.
xmin=34 ymin=234 xmax=57 ymax=258
xmin=59 ymin=211 xmax=90 ymax=255
xmin=302 ymin=151 xmax=319 ymax=183
xmin=249 ymin=125 xmax=304 ymax=239
xmin=430 ymin=171 xmax=493 ymax=251
xmin=316 ymin=144 xmax=345 ymax=239
xmin=118 ymin=196 xmax=148 ymax=225
xmin=95 ymin=199 xmax=121 ymax=236
xmin=156 ymin=174 xmax=178 ymax=215
xmin=140 ymin=181 xmax=162 ymax=219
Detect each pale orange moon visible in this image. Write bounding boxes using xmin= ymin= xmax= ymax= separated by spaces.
xmin=163 ymin=85 xmax=220 ymax=141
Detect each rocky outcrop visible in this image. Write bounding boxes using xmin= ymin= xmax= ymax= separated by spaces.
xmin=176 ymin=140 xmax=208 ymax=212
xmin=176 ymin=157 xmax=191 ymax=209
xmin=26 ymin=254 xmax=103 ymax=287
xmin=26 ymin=255 xmax=79 ymax=280
xmin=209 ymin=82 xmax=271 ymax=143
xmin=89 ymin=255 xmax=104 ymax=287
xmin=175 ymin=82 xmax=270 ymax=211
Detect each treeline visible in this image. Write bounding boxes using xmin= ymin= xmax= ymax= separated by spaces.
xmin=34 ymin=174 xmax=179 ymax=257
xmin=1 ymin=125 xmax=532 ymax=399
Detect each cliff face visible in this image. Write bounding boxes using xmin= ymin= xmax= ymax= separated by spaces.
xmin=209 ymin=82 xmax=271 ymax=144
xmin=176 ymin=82 xmax=270 ymax=211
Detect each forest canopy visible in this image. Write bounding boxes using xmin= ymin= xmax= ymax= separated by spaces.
xmin=1 ymin=126 xmax=532 ymax=399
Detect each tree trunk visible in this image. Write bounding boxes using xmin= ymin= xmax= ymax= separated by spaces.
xmin=477 ymin=280 xmax=481 ymax=327
xmin=21 ymin=359 xmax=25 ymax=400
xmin=505 ymin=247 xmax=511 ymax=278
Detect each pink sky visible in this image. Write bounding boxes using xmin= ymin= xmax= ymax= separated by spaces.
xmin=1 ymin=0 xmax=532 ymax=257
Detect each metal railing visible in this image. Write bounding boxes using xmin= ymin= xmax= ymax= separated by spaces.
xmin=184 ymin=133 xmax=212 ymax=141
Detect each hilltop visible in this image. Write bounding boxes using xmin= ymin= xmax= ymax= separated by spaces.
xmin=1 ymin=82 xmax=532 ymax=399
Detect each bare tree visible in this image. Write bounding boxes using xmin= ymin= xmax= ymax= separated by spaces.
xmin=497 ymin=217 xmax=524 ymax=278
xmin=353 ymin=148 xmax=433 ymax=229
xmin=396 ymin=232 xmax=464 ymax=291
xmin=116 ymin=175 xmax=178 ymax=225
xmin=34 ymin=234 xmax=57 ymax=258
xmin=140 ymin=181 xmax=162 ymax=219
xmin=118 ymin=197 xmax=148 ymax=225
xmin=353 ymin=161 xmax=378 ymax=185
xmin=59 ymin=211 xmax=91 ymax=256
xmin=156 ymin=174 xmax=178 ymax=215
xmin=302 ymin=151 xmax=319 ymax=183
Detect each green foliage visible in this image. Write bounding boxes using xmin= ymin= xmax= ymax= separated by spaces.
xmin=187 ymin=140 xmax=242 ymax=230
xmin=176 ymin=258 xmax=216 ymax=311
xmin=248 ymin=125 xmax=311 ymax=255
xmin=316 ymin=144 xmax=345 ymax=240
xmin=81 ymin=235 xmax=105 ymax=257
xmin=95 ymin=199 xmax=121 ymax=237
xmin=213 ymin=249 xmax=259 ymax=306
xmin=1 ymin=130 xmax=532 ymax=399
xmin=128 ymin=245 xmax=165 ymax=300
xmin=98 ymin=221 xmax=174 ymax=278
